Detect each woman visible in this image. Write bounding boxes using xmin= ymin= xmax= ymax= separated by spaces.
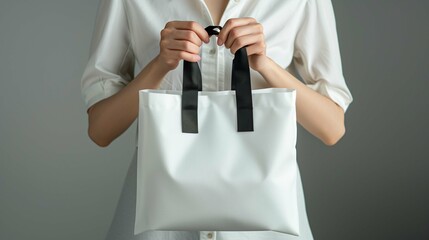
xmin=80 ymin=0 xmax=353 ymax=239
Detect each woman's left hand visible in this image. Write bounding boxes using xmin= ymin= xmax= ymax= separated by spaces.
xmin=217 ymin=17 xmax=269 ymax=72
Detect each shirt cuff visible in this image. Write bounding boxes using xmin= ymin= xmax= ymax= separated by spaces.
xmin=305 ymin=79 xmax=353 ymax=113
xmin=82 ymin=79 xmax=124 ymax=112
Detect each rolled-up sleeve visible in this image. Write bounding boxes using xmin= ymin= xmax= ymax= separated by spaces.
xmin=293 ymin=0 xmax=353 ymax=112
xmin=80 ymin=0 xmax=135 ymax=112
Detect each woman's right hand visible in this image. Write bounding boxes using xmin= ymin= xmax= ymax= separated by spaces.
xmin=86 ymin=22 xmax=210 ymax=147
xmin=156 ymin=21 xmax=210 ymax=71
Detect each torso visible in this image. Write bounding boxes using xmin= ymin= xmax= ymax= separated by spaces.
xmin=125 ymin=0 xmax=304 ymax=91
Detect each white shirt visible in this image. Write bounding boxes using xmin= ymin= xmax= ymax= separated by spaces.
xmin=80 ymin=0 xmax=353 ymax=239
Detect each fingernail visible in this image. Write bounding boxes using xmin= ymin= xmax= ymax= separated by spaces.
xmin=195 ymin=55 xmax=201 ymax=61
xmin=217 ymin=38 xmax=223 ymax=46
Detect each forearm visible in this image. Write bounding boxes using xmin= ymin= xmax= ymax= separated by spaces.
xmin=257 ymin=57 xmax=345 ymax=146
xmin=87 ymin=55 xmax=169 ymax=147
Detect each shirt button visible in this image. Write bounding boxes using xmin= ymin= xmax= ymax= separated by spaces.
xmin=207 ymin=232 xmax=213 ymax=239
xmin=209 ymin=48 xmax=216 ymax=55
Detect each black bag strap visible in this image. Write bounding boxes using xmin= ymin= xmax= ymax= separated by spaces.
xmin=181 ymin=25 xmax=254 ymax=133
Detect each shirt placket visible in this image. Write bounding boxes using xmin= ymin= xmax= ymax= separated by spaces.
xmin=198 ymin=0 xmax=242 ymax=91
xmin=200 ymin=40 xmax=219 ymax=91
xmin=200 ymin=231 xmax=217 ymax=240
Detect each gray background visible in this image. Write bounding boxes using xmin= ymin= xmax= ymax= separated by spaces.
xmin=0 ymin=0 xmax=428 ymax=239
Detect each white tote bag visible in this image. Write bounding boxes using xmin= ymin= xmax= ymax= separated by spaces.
xmin=135 ymin=26 xmax=299 ymax=236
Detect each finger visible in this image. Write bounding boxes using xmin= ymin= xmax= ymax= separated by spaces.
xmin=173 ymin=30 xmax=203 ymax=46
xmin=167 ymin=49 xmax=201 ymax=62
xmin=166 ymin=21 xmax=210 ymax=43
xmin=224 ymin=23 xmax=263 ymax=49
xmin=217 ymin=17 xmax=257 ymax=46
xmin=229 ymin=34 xmax=264 ymax=55
xmin=166 ymin=39 xmax=201 ymax=55
xmin=245 ymin=42 xmax=266 ymax=56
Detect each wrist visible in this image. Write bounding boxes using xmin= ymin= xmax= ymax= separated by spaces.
xmin=133 ymin=55 xmax=170 ymax=90
xmin=256 ymin=56 xmax=302 ymax=89
xmin=254 ymin=55 xmax=274 ymax=74
xmin=152 ymin=54 xmax=174 ymax=75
